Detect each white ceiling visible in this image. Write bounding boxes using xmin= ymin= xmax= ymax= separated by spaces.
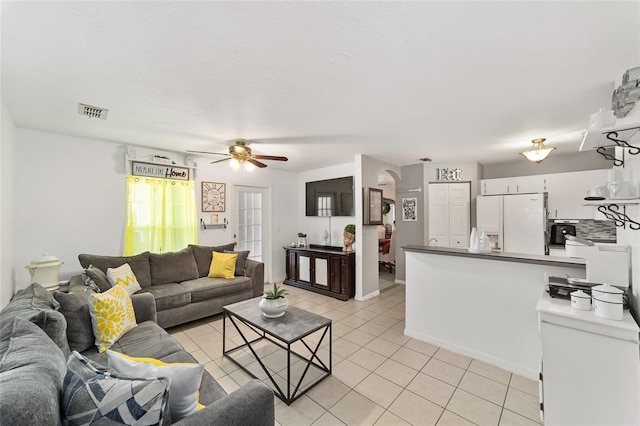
xmin=2 ymin=1 xmax=639 ymax=172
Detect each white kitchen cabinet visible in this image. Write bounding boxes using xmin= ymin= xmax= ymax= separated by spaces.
xmin=545 ymin=169 xmax=609 ymax=219
xmin=481 ymin=175 xmax=545 ymax=195
xmin=428 ymin=182 xmax=471 ymax=248
xmin=537 ymin=293 xmax=640 ymax=426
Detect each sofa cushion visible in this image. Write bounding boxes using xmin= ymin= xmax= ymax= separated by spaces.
xmin=62 ymin=351 xmax=169 ymax=426
xmin=139 ymin=283 xmax=191 ymax=311
xmin=0 ymin=317 xmax=66 ymax=425
xmin=181 ymin=277 xmax=253 ymax=303
xmin=107 ymin=350 xmax=205 ymax=421
xmin=78 ymin=251 xmax=152 ymax=288
xmin=53 ymin=289 xmax=96 ymax=353
xmin=225 ymin=250 xmax=250 ymax=276
xmin=149 ymin=247 xmax=199 ymax=285
xmin=80 ymin=321 xmax=186 ymax=367
xmin=0 ymin=283 xmax=70 ymax=355
xmin=189 ymin=243 xmax=236 ymax=278
xmin=88 ymin=286 xmax=138 ymax=353
xmin=107 ymin=263 xmax=142 ymax=294
xmin=84 ymin=265 xmax=111 ymax=292
xmin=208 ymin=252 xmax=238 ymax=279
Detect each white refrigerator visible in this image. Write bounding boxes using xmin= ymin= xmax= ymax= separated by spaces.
xmin=476 ymin=193 xmax=546 ymax=255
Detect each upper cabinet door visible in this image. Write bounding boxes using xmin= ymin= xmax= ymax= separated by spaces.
xmin=481 ymin=176 xmax=544 ymax=195
xmin=546 ymin=169 xmax=610 ymax=219
xmin=513 ymin=175 xmax=545 ymax=194
xmin=482 ymin=178 xmax=510 ymax=195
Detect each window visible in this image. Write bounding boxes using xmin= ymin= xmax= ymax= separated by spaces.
xmin=123 ymin=176 xmax=198 ymax=255
xmin=316 ymin=193 xmax=334 ymax=216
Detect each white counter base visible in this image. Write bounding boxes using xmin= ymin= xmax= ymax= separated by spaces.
xmin=405 ymin=249 xmax=585 ymax=379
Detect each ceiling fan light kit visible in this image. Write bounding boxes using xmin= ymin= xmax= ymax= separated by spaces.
xmin=520 ymin=138 xmax=556 ymax=163
xmin=187 ymin=140 xmax=288 ymax=171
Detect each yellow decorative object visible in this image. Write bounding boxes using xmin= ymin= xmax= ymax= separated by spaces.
xmin=106 ymin=350 xmax=205 ymax=421
xmin=106 ymin=263 xmax=141 ymax=295
xmin=89 ymin=285 xmax=137 ymax=353
xmin=208 ymin=252 xmax=238 ymax=279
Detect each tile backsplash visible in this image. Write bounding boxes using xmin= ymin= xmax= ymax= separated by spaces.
xmin=547 ymin=219 xmax=617 ymax=242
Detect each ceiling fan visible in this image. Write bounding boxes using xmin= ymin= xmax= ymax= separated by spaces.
xmin=187 ymin=140 xmax=288 ymax=170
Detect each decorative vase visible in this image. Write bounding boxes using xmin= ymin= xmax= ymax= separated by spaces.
xmin=343 ymin=231 xmax=355 ymax=252
xmin=259 ymin=297 xmax=289 ymax=318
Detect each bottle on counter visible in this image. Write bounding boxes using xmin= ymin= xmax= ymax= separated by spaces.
xmin=469 ymin=227 xmax=479 ymax=251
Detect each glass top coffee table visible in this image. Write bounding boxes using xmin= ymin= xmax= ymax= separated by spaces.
xmin=223 ymin=297 xmax=332 ymax=405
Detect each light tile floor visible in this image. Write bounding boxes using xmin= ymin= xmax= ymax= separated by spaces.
xmin=167 ymin=274 xmax=542 ymax=426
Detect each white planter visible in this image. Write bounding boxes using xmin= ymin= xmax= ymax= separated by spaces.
xmin=259 ymin=297 xmax=289 ymax=318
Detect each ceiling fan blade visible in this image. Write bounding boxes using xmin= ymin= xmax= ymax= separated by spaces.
xmin=248 ymin=159 xmax=268 ymax=168
xmin=210 ymin=157 xmax=231 ymax=164
xmin=253 ymin=155 xmax=288 ymax=161
xmin=186 ymin=150 xmax=228 ymax=156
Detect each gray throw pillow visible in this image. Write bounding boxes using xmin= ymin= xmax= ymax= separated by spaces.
xmin=189 ymin=243 xmax=236 ymax=277
xmin=53 ymin=289 xmax=95 ymax=353
xmin=83 ymin=265 xmax=111 ymax=292
xmin=78 ymin=252 xmax=152 ymax=288
xmin=225 ymin=250 xmax=250 ymax=276
xmin=149 ymin=247 xmax=199 ymax=285
xmin=62 ymin=351 xmax=170 ymax=425
xmin=0 ymin=317 xmax=67 ymax=425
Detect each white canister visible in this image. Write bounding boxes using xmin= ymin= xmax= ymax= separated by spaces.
xmin=592 ymin=284 xmax=624 ymax=320
xmin=570 ymin=290 xmax=591 ymax=310
xmin=26 ymin=254 xmax=63 ymax=290
xmin=593 ymin=293 xmax=624 ymax=321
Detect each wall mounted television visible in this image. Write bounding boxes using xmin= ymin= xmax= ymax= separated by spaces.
xmin=305 ymin=176 xmax=354 ymax=217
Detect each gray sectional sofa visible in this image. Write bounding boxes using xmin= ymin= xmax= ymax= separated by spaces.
xmin=71 ymin=244 xmax=265 ymax=328
xmin=0 ymin=283 xmax=274 ymax=425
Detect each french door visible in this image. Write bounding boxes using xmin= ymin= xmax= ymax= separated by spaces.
xmin=234 ymin=186 xmax=270 ymax=282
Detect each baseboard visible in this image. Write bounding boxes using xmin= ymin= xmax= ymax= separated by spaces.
xmin=394 ymin=279 xmax=406 ymax=285
xmin=404 ymin=327 xmax=537 ymax=380
xmin=356 ymin=290 xmax=380 ymax=302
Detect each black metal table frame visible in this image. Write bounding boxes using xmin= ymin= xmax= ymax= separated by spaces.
xmin=222 ymin=308 xmax=332 ymax=405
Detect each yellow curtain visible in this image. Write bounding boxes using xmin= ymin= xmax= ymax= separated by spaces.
xmin=123 ymin=175 xmax=198 ymax=255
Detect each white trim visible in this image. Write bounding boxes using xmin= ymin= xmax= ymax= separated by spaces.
xmin=356 ymin=289 xmax=380 ymax=302
xmin=394 ymin=279 xmax=406 ymax=285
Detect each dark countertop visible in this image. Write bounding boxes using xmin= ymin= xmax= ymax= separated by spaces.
xmin=402 ymin=245 xmax=586 ymax=268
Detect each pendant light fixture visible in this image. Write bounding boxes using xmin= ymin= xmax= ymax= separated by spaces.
xmin=520 ymin=138 xmax=556 ymax=163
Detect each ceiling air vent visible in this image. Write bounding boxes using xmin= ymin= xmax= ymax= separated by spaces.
xmin=78 ymin=103 xmax=109 ymax=120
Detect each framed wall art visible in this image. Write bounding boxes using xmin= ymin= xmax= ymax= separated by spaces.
xmin=363 ymin=187 xmax=383 ymax=225
xmin=202 ymin=182 xmax=225 ymax=212
xmin=402 ymin=197 xmax=418 ymax=221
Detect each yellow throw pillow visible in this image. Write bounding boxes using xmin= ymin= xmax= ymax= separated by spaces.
xmin=106 ymin=263 xmax=142 ymax=295
xmin=208 ymin=252 xmax=238 ymax=279
xmin=106 ymin=350 xmax=205 ymax=421
xmin=88 ymin=285 xmax=137 ymax=353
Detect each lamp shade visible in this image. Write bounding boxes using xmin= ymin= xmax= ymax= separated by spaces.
xmin=520 ymin=138 xmax=556 ymax=163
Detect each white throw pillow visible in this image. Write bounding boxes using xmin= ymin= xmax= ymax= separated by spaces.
xmin=106 ymin=263 xmax=142 ymax=295
xmin=106 ymin=350 xmax=205 ymax=421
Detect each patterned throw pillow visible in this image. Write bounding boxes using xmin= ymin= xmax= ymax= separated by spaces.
xmin=88 ymin=286 xmax=137 ymax=353
xmin=106 ymin=263 xmax=142 ymax=295
xmin=208 ymin=252 xmax=238 ymax=279
xmin=106 ymin=350 xmax=205 ymax=421
xmin=62 ymin=351 xmax=169 ymax=426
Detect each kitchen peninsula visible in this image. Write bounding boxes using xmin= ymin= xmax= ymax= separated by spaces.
xmin=403 ymin=245 xmax=586 ymax=379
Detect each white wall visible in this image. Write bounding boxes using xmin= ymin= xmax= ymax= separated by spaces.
xmin=357 ymin=155 xmax=401 ymax=300
xmin=1 ymin=104 xmax=17 ymax=307
xmin=11 ymin=129 xmax=296 ymax=294
xmin=298 ymin=162 xmax=356 ymax=248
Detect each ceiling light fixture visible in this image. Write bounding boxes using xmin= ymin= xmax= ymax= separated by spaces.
xmin=520 ymin=138 xmax=556 ymax=163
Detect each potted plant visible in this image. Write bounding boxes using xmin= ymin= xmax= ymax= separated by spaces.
xmin=259 ymin=283 xmax=289 ymax=318
xmin=343 ymin=224 xmax=355 ymax=252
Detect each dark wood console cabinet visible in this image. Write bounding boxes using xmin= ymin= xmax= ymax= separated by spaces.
xmin=283 ymin=245 xmax=355 ymax=301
